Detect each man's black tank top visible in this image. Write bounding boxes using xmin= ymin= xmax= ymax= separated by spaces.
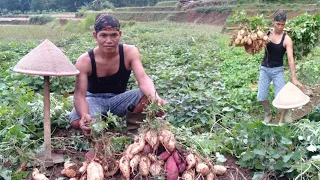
xmin=262 ymin=31 xmax=286 ymax=68
xmin=87 ymin=44 xmax=131 ymax=94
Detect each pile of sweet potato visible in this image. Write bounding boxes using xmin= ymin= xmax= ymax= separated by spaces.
xmin=117 ymin=128 xmax=227 ymax=180
xmin=33 ymin=128 xmax=226 ymax=180
xmin=229 ymin=26 xmax=270 ymax=55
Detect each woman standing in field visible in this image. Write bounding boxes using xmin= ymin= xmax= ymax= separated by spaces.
xmin=258 ymin=10 xmax=303 ymax=122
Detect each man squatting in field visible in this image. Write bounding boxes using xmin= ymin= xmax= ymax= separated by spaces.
xmin=69 ymin=14 xmax=165 ymax=136
xmin=258 ymin=9 xmax=303 ymax=122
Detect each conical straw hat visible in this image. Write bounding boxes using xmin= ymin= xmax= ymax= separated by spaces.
xmin=13 ymin=39 xmax=79 ymax=76
xmin=272 ymin=82 xmax=310 ymax=109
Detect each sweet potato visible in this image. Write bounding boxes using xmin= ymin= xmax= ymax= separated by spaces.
xmin=130 ymin=135 xmax=145 ymax=158
xmin=79 ymin=173 xmax=86 ymax=180
xmin=212 ymin=165 xmax=227 ymax=175
xmin=124 ymin=143 xmax=136 ymax=159
xmin=173 ymin=150 xmax=182 ymax=164
xmin=79 ymin=161 xmax=89 ymax=174
xmin=160 ymin=129 xmax=174 ymax=143
xmin=182 ymin=169 xmax=195 ymax=180
xmin=85 ymin=152 xmax=94 ymax=162
xmin=158 ymin=151 xmax=171 ymax=161
xmin=165 ymin=156 xmax=179 ymax=180
xmin=32 ymin=168 xmax=49 ymax=180
xmin=64 ymin=168 xmax=77 ymax=178
xmin=119 ymin=156 xmax=130 ymax=180
xmin=105 ymin=160 xmax=119 ymax=177
xmin=60 ymin=169 xmax=65 ymax=175
xmin=206 ymin=172 xmax=215 ymax=180
xmin=150 ymin=162 xmax=163 ymax=176
xmin=130 ymin=154 xmax=141 ymax=173
xmin=144 ymin=130 xmax=158 ymax=149
xmin=143 ymin=143 xmax=152 ymax=154
xmin=61 ymin=160 xmax=77 ymax=178
xmin=64 ymin=160 xmax=77 ymax=170
xmin=196 ymin=162 xmax=210 ymax=175
xmin=139 ymin=155 xmax=151 ymax=176
xmin=87 ymin=161 xmax=104 ymax=180
xmin=178 ymin=161 xmax=186 ymax=173
xmin=147 ymin=153 xmax=158 ymax=162
xmin=166 ymin=137 xmax=176 ymax=152
xmin=153 ymin=139 xmax=160 ymax=153
xmin=186 ymin=153 xmax=196 ymax=170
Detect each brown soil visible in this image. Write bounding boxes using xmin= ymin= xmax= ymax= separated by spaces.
xmin=218 ymin=154 xmax=253 ymax=180
xmin=172 ymin=10 xmax=232 ymax=26
xmin=291 ymin=83 xmax=320 ymax=120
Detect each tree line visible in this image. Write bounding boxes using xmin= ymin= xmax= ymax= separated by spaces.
xmin=0 ymin=0 xmax=173 ymax=13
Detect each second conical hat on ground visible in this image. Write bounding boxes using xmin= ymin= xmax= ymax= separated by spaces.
xmin=272 ymin=82 xmax=310 ymax=109
xmin=13 ymin=39 xmax=79 ymax=76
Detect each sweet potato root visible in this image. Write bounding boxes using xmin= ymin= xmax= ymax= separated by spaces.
xmin=143 ymin=143 xmax=152 ymax=154
xmin=32 ymin=168 xmax=49 ymax=180
xmin=196 ymin=162 xmax=210 ymax=175
xmin=182 ymin=169 xmax=195 ymax=180
xmin=79 ymin=161 xmax=89 ymax=174
xmin=172 ymin=150 xmax=182 ymax=164
xmin=158 ymin=151 xmax=171 ymax=161
xmin=105 ymin=160 xmax=119 ymax=177
xmin=119 ymin=156 xmax=130 ymax=180
xmin=130 ymin=135 xmax=146 ymax=159
xmin=149 ymin=162 xmax=163 ymax=176
xmin=139 ymin=155 xmax=151 ymax=176
xmin=64 ymin=168 xmax=77 ymax=178
xmin=165 ymin=156 xmax=179 ymax=180
xmin=130 ymin=154 xmax=141 ymax=173
xmin=87 ymin=161 xmax=104 ymax=180
xmin=166 ymin=137 xmax=176 ymax=152
xmin=85 ymin=152 xmax=94 ymax=162
xmin=206 ymin=172 xmax=215 ymax=180
xmin=186 ymin=153 xmax=196 ymax=170
xmin=159 ymin=129 xmax=176 ymax=152
xmin=212 ymin=165 xmax=227 ymax=175
xmin=178 ymin=161 xmax=186 ymax=173
xmin=144 ymin=130 xmax=158 ymax=149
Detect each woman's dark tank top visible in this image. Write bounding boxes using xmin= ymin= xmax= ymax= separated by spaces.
xmin=87 ymin=44 xmax=131 ymax=94
xmin=262 ymin=31 xmax=286 ymax=67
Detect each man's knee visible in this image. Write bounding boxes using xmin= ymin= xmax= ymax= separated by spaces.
xmin=133 ymin=96 xmax=147 ymax=113
xmin=70 ymin=119 xmax=81 ymax=129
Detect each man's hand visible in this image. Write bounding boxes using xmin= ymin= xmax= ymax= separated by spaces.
xmin=156 ymin=97 xmax=166 ymax=117
xmin=156 ymin=97 xmax=166 ymax=106
xmin=292 ymin=79 xmax=304 ymax=89
xmin=79 ymin=114 xmax=93 ymax=136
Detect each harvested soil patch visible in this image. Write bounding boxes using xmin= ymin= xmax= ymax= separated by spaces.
xmin=217 ymin=154 xmax=253 ymax=180
xmin=292 ymin=83 xmax=320 ymax=120
xmin=172 ymin=10 xmax=231 ymax=26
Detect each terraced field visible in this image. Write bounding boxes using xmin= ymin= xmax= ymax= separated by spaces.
xmin=0 ymin=1 xmax=319 ymax=33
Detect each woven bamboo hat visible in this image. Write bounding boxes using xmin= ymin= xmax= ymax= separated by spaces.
xmin=13 ymin=39 xmax=79 ymax=76
xmin=272 ymin=82 xmax=310 ymax=109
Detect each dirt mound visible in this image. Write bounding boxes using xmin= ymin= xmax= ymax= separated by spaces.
xmin=172 ymin=10 xmax=231 ymax=26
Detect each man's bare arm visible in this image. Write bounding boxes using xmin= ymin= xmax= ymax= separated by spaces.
xmin=128 ymin=46 xmax=164 ymax=104
xmin=74 ymin=55 xmax=90 ymax=117
xmin=285 ymin=35 xmax=303 ymax=87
